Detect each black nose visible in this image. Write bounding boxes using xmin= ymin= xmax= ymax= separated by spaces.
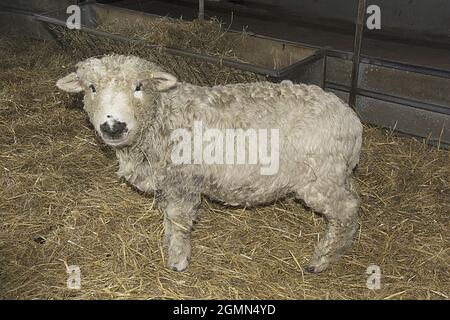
xmin=100 ymin=120 xmax=127 ymax=139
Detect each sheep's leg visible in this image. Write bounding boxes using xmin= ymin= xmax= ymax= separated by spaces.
xmin=163 ymin=214 xmax=174 ymax=247
xmin=297 ymin=181 xmax=359 ymax=273
xmin=163 ymin=195 xmax=200 ymax=272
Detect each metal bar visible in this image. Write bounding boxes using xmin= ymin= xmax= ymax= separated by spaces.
xmin=277 ymin=49 xmax=324 ymax=78
xmin=326 ymin=82 xmax=450 ymax=116
xmin=321 ymin=48 xmax=329 ymax=88
xmin=361 ymin=56 xmax=450 ymax=80
xmin=349 ymin=0 xmax=367 ymax=107
xmin=328 ymin=51 xmax=450 ymax=80
xmin=198 ymin=0 xmax=205 ymax=21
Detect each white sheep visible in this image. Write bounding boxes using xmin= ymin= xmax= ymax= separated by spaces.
xmin=56 ymin=54 xmax=363 ymax=272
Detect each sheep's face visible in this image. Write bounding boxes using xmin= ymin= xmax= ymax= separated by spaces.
xmin=56 ymin=55 xmax=177 ymax=148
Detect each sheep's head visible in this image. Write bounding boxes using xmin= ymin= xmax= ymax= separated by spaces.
xmin=56 ymin=55 xmax=177 ymax=147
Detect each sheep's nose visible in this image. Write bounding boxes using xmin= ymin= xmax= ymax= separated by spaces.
xmin=100 ymin=120 xmax=127 ymax=139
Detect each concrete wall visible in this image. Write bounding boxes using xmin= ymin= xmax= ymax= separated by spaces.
xmin=1 ymin=0 xmax=449 ymax=43
xmin=233 ymin=0 xmax=450 ymax=39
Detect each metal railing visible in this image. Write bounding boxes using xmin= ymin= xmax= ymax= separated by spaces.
xmin=34 ymin=3 xmax=325 ymax=87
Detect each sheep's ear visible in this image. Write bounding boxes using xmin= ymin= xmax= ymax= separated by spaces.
xmin=56 ymin=72 xmax=83 ymax=93
xmin=151 ymin=72 xmax=177 ymax=91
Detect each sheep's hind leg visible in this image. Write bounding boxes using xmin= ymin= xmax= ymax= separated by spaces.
xmin=297 ymin=181 xmax=359 ymax=273
xmin=163 ymin=195 xmax=200 ymax=272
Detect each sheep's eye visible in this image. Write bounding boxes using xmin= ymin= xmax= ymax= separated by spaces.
xmin=135 ymin=83 xmax=143 ymax=91
xmin=89 ymin=84 xmax=96 ymax=93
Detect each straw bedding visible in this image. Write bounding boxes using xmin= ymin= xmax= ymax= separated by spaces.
xmin=0 ymin=32 xmax=448 ymax=299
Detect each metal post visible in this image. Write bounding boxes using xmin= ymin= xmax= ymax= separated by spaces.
xmin=349 ymin=0 xmax=366 ymax=108
xmin=322 ymin=47 xmax=330 ymax=89
xmin=198 ymin=0 xmax=205 ymax=20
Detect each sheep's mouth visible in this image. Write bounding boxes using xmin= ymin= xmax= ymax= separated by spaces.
xmin=102 ymin=132 xmax=130 ymax=147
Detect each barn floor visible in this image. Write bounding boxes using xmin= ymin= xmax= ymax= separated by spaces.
xmin=0 ymin=34 xmax=449 ymax=300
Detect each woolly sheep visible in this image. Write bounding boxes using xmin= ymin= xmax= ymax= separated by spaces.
xmin=56 ymin=54 xmax=363 ymax=273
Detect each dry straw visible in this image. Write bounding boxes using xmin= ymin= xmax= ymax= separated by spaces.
xmin=53 ymin=17 xmax=264 ymax=86
xmin=0 ymin=21 xmax=448 ymax=299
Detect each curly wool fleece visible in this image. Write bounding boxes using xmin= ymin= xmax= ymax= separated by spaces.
xmin=56 ymin=55 xmax=363 ymax=273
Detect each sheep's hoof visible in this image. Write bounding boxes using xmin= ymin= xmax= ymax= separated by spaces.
xmin=167 ymin=256 xmax=189 ymax=272
xmin=305 ymin=265 xmax=326 ymax=273
xmin=305 ymin=265 xmax=318 ymax=273
xmin=306 ymin=257 xmax=330 ymax=273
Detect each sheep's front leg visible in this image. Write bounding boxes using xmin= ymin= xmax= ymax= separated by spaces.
xmin=163 ymin=195 xmax=200 ymax=272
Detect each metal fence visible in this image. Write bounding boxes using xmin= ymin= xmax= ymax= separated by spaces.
xmin=35 ymin=4 xmax=324 ymax=87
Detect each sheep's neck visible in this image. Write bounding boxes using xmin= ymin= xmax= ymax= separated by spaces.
xmin=115 ymin=118 xmax=167 ymax=193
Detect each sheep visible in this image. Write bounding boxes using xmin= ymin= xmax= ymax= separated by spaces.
xmin=56 ymin=54 xmax=363 ymax=273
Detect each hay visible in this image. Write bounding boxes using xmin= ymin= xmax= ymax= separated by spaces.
xmin=53 ymin=17 xmax=263 ymax=86
xmin=98 ymin=16 xmax=244 ymax=59
xmin=0 ymin=34 xmax=449 ymax=300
